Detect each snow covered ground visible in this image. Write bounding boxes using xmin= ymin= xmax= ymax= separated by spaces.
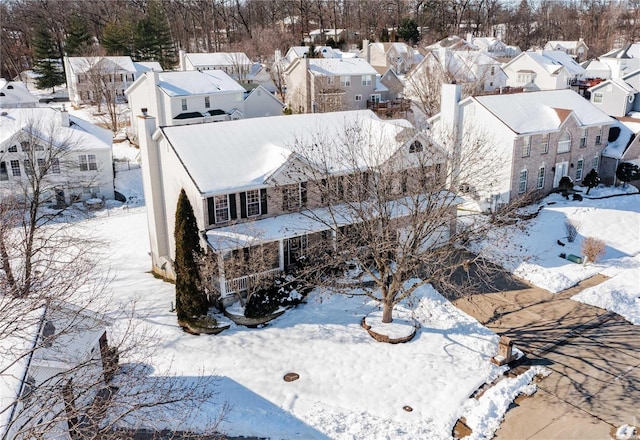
xmin=473 ymin=186 xmax=640 ymax=325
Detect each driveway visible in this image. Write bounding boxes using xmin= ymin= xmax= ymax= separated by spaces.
xmin=453 ymin=274 xmax=640 ymax=439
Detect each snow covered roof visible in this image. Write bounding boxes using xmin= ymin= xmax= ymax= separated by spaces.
xmin=545 ymin=40 xmax=587 ymax=50
xmin=158 ymin=110 xmax=413 ymax=195
xmin=66 ymin=56 xmax=138 ymax=73
xmin=133 ymin=61 xmax=163 ymax=72
xmin=601 ymin=43 xmax=640 ymax=59
xmin=426 ymin=35 xmax=478 ymax=51
xmin=540 ymin=50 xmax=585 ymax=76
xmin=308 ymin=58 xmax=381 ymax=77
xmin=185 ymin=52 xmax=252 ymax=67
xmin=473 ymin=89 xmax=614 ymax=134
xmin=0 ymin=107 xmax=112 ymax=150
xmin=155 ymin=70 xmax=245 ymax=97
xmin=589 ymin=78 xmax=637 ymax=94
xmin=0 ymin=81 xmax=39 ymax=107
xmin=602 ymin=118 xmax=636 ymax=159
xmin=581 ymin=59 xmax=611 ymax=78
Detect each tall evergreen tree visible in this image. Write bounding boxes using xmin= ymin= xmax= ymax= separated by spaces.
xmin=616 ymin=162 xmax=640 ymax=187
xmin=102 ymin=21 xmax=135 ymax=57
xmin=134 ymin=1 xmax=177 ymax=69
xmin=65 ymin=14 xmax=93 ymax=56
xmin=397 ymin=18 xmax=420 ymax=45
xmin=582 ymin=168 xmax=601 ymax=195
xmin=32 ymin=26 xmax=65 ymax=92
xmin=174 ymin=189 xmax=208 ymax=323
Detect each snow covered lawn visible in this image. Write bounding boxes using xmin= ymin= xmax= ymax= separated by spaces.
xmin=81 ymin=208 xmax=519 ymax=439
xmin=475 ymin=186 xmax=640 ymax=324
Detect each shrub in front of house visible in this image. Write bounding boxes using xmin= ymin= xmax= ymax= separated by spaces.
xmin=582 ymin=237 xmax=606 ymax=264
xmin=244 ymin=276 xmax=308 ymax=319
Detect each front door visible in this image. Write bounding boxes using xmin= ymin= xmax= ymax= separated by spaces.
xmin=553 ymin=161 xmax=569 ymax=188
xmin=284 ymin=236 xmax=307 ymax=270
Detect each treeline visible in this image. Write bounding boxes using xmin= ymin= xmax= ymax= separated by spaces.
xmin=2 ymin=0 xmax=640 ymax=80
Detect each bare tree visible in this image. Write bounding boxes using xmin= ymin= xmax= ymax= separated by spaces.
xmin=281 ymin=116 xmax=525 ymax=324
xmin=1 ymin=113 xmax=227 ymax=438
xmin=77 ymin=56 xmax=126 ymax=133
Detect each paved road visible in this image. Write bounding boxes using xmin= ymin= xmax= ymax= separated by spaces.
xmin=454 ymin=275 xmax=640 ymax=440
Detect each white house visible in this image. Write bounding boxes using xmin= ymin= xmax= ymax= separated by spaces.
xmin=0 ymin=107 xmax=114 ymax=205
xmin=360 ymin=40 xmax=423 ymax=75
xmin=135 ymin=109 xmax=452 ymax=298
xmin=598 ymin=44 xmax=640 ymax=79
xmin=285 ymin=57 xmax=385 ymax=113
xmin=502 ymin=50 xmax=585 ymax=91
xmin=0 ymin=79 xmax=39 ymax=108
xmin=469 ymin=36 xmax=521 ymax=59
xmin=0 ymin=301 xmax=110 ymax=439
xmin=125 ymin=70 xmax=246 ymax=141
xmin=429 ymin=86 xmax=614 ymax=211
xmin=544 ymin=39 xmax=589 ymax=62
xmin=64 ymin=56 xmax=163 ymax=108
xmin=243 ymin=85 xmax=284 ymax=118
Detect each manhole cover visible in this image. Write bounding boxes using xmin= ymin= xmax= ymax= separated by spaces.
xmin=283 ymin=372 xmax=300 ymax=382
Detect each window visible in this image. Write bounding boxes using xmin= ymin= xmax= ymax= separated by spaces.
xmin=0 ymin=162 xmax=8 ymax=181
xmin=10 ymin=160 xmax=20 ymax=176
xmin=491 ymin=66 xmax=495 ymax=75
xmin=580 ymin=129 xmax=587 ymax=148
xmin=181 ymin=98 xmax=187 ymax=111
xmin=340 ymin=76 xmax=351 ymax=87
xmin=370 ymin=94 xmax=381 ymax=103
xmin=592 ymin=155 xmax=599 ymax=171
xmin=214 ymin=195 xmax=230 ymax=223
xmin=37 ymin=158 xmax=46 ymax=174
xmin=518 ymin=169 xmax=527 ymax=193
xmin=558 ymin=131 xmax=571 ymax=153
xmin=8 ymin=145 xmax=17 ymax=153
xmin=35 ymin=144 xmax=44 ymax=151
xmin=361 ymin=75 xmax=372 ymax=86
xmin=517 ymin=72 xmax=532 ymax=84
xmin=24 ymin=159 xmax=33 ymax=176
xmin=20 ymin=141 xmax=29 ymax=152
xmin=522 ymin=136 xmax=531 ymax=157
xmin=595 ymin=127 xmax=602 ymax=145
xmin=355 ymin=94 xmax=362 ymax=102
xmin=537 ymin=166 xmax=545 ymax=189
xmin=409 ymin=140 xmax=423 ymax=153
xmin=79 ymin=154 xmax=97 ymax=171
xmin=593 ymin=92 xmax=603 ymax=103
xmin=204 ymin=96 xmax=210 ymax=109
xmin=51 ymin=158 xmax=60 ymax=174
xmin=541 ymin=133 xmax=549 ymax=154
xmin=326 ymin=76 xmax=334 ymax=85
xmin=576 ymin=159 xmax=584 ymax=181
xmin=246 ymin=189 xmax=261 ymax=217
xmin=282 ymin=183 xmax=306 ymax=210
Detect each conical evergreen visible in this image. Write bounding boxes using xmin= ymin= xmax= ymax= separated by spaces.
xmin=32 ymin=26 xmax=65 ymax=92
xmin=134 ymin=1 xmax=177 ymax=69
xmin=102 ymin=21 xmax=135 ymax=56
xmin=65 ymin=14 xmax=93 ymax=56
xmin=174 ymin=189 xmax=208 ymax=322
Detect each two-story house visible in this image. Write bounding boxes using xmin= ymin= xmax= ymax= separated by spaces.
xmin=0 ymin=107 xmax=114 ymax=205
xmin=429 ymin=86 xmax=614 ymax=212
xmin=285 ymin=57 xmax=384 ymax=113
xmin=502 ymin=50 xmax=586 ymax=91
xmin=587 ymin=68 xmax=640 ymax=118
xmin=64 ymin=56 xmax=162 ymax=108
xmin=597 ymin=44 xmax=640 ymax=79
xmin=544 ymin=39 xmax=589 ymax=62
xmin=135 ymin=110 xmax=452 ymax=300
xmin=360 ymin=40 xmax=423 ymax=75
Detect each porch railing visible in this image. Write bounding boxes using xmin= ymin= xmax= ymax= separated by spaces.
xmin=224 ymin=268 xmax=282 ymax=296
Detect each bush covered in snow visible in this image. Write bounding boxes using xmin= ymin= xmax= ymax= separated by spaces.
xmin=244 ymin=276 xmax=308 ymax=319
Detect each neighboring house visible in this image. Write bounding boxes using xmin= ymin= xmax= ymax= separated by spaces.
xmin=469 ymin=36 xmax=521 ymax=59
xmin=0 ymin=301 xmax=111 ymax=439
xmin=0 ymin=107 xmax=115 ymax=204
xmin=0 ymin=79 xmax=39 ymax=108
xmin=429 ymin=86 xmax=614 ymax=212
xmin=135 ymin=109 xmax=452 ymax=299
xmin=502 ymin=50 xmax=585 ymax=91
xmin=306 ymin=28 xmax=347 ymax=45
xmin=407 ymin=48 xmax=507 ymax=93
xmin=581 ymin=58 xmax=612 ymax=80
xmin=64 ymin=56 xmax=163 ymax=108
xmin=425 ymin=35 xmax=478 ymax=52
xmin=588 ymin=78 xmax=637 ymax=117
xmin=361 ymin=40 xmax=423 ymax=75
xmin=285 ymin=57 xmax=383 ymax=113
xmin=544 ymin=38 xmax=589 ymax=62
xmin=598 ymin=44 xmax=640 ymax=79
xmin=243 ymin=84 xmax=284 ymax=118
xmin=601 ymin=117 xmax=640 ymax=185
xmin=125 ymin=70 xmax=246 ymax=141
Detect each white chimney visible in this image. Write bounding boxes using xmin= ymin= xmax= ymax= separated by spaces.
xmin=60 ymin=104 xmax=70 ymax=127
xmin=275 ymin=49 xmax=282 ymax=63
xmin=363 ymin=39 xmax=370 ymax=63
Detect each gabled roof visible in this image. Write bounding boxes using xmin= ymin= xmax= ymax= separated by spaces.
xmin=0 ymin=81 xmax=39 ymax=106
xmin=185 ymin=52 xmax=252 ymax=67
xmin=588 ymin=77 xmax=637 ymax=94
xmin=426 ymin=35 xmax=478 ymax=51
xmin=308 ymin=58 xmax=378 ymax=76
xmin=0 ymin=107 xmax=112 ymax=149
xmin=133 ymin=61 xmax=163 ymax=72
xmin=540 ymin=50 xmax=585 ymax=76
xmin=601 ymin=43 xmax=640 ymax=60
xmin=66 ymin=56 xmax=138 ymax=74
xmin=472 ymin=89 xmax=614 ymax=134
xmin=158 ymin=110 xmax=412 ymax=195
xmin=155 ymin=70 xmax=245 ymax=97
xmin=503 ymin=51 xmax=566 ymax=75
xmin=244 ymin=84 xmax=284 ymax=107
xmin=602 ymin=119 xmax=635 ymax=159
xmin=545 ymin=40 xmax=588 ymax=50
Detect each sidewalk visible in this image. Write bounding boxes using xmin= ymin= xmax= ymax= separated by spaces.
xmin=454 ymin=275 xmax=640 ymax=439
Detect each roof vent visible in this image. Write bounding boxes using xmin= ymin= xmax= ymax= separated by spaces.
xmin=141 ymin=107 xmax=148 ymax=116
